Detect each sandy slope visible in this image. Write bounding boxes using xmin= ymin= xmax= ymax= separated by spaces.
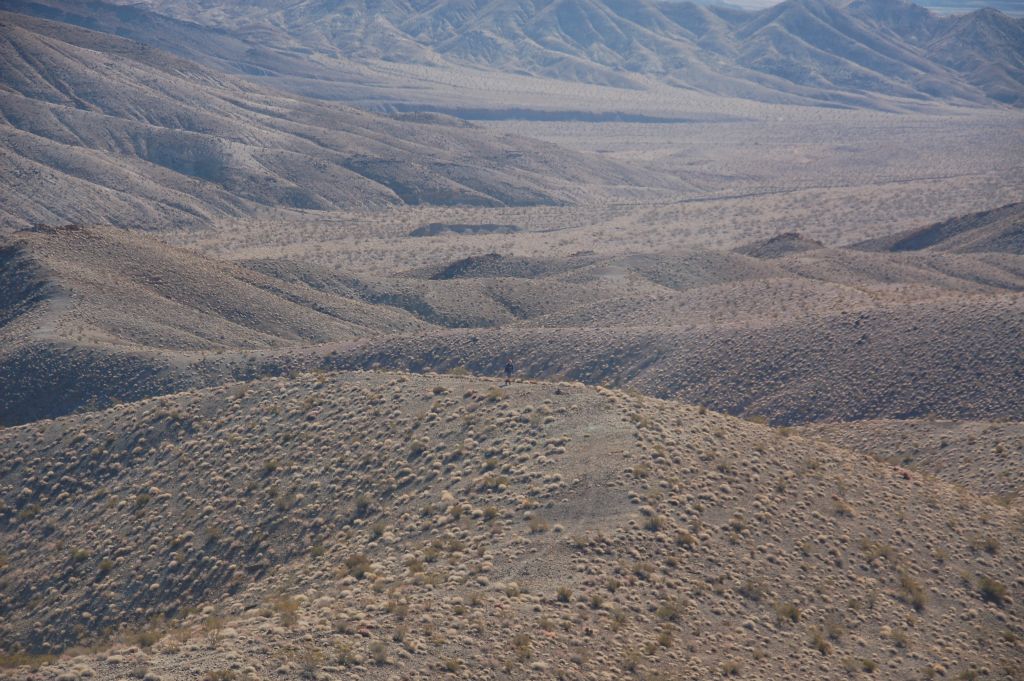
xmin=0 ymin=371 xmax=1020 ymax=679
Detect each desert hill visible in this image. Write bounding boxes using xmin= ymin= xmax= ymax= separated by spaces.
xmin=0 ymin=225 xmax=434 ymax=425
xmin=855 ymin=201 xmax=1024 ymax=254
xmin=0 ymin=1 xmax=1020 ymax=679
xmin=16 ymin=0 xmax=1024 ymax=108
xmin=321 ymin=292 xmax=1024 ymax=423
xmin=732 ymin=232 xmax=825 ymax=258
xmin=0 ymin=11 xmax=679 ymax=231
xmin=3 ymin=211 xmax=1023 ymax=427
xmin=801 ymin=417 xmax=1024 ymax=503
xmin=0 ymin=371 xmax=1020 ymax=679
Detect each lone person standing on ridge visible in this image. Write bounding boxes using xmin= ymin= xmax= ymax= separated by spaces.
xmin=504 ymin=359 xmax=515 ymax=385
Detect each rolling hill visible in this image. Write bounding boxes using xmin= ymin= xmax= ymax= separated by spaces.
xmin=855 ymin=201 xmax=1024 ymax=254
xmin=801 ymin=417 xmax=1024 ymax=501
xmin=0 ymin=1 xmax=1021 ymax=678
xmin=0 ymin=371 xmax=1020 ymax=679
xmin=3 ymin=205 xmax=1023 ymax=427
xmin=0 ymin=224 xmax=433 ymax=425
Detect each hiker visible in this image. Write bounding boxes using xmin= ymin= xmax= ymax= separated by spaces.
xmin=504 ymin=359 xmax=515 ymax=385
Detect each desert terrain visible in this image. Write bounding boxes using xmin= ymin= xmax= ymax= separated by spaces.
xmin=0 ymin=0 xmax=1022 ymax=678
xmin=2 ymin=372 xmax=1022 ymax=680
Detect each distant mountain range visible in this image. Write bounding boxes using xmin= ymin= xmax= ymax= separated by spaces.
xmin=720 ymin=0 xmax=1024 ymax=15
xmin=8 ymin=0 xmax=1021 ymax=108
xmin=0 ymin=11 xmax=681 ymax=229
xmin=891 ymin=1 xmax=1024 ymax=15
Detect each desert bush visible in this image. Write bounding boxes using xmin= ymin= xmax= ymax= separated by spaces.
xmin=823 ymin=615 xmax=845 ymax=641
xmin=721 ymin=660 xmax=743 ymax=676
xmin=977 ymin=576 xmax=1007 ymax=606
xmin=527 ymin=515 xmax=549 ymax=533
xmin=480 ymin=474 xmax=509 ymax=491
xmin=898 ymin=570 xmax=927 ymax=611
xmin=203 ymin=671 xmax=236 ymax=681
xmin=738 ymin=579 xmax=765 ymax=602
xmin=620 ymin=650 xmax=641 ymax=672
xmin=385 ymin=599 xmax=409 ymax=619
xmin=656 ymin=600 xmax=683 ymax=622
xmin=203 ymin=614 xmax=225 ymax=647
xmin=633 ymin=561 xmax=656 ymax=580
xmin=774 ymin=601 xmax=801 ymax=624
xmin=675 ymin=530 xmax=697 ymax=549
xmin=644 ymin=514 xmax=665 ymax=531
xmin=859 ymin=539 xmax=896 ymax=563
xmin=512 ymin=632 xmax=532 ymax=661
xmin=809 ymin=627 xmax=831 ymax=655
xmin=968 ymin=535 xmax=1000 ymax=555
xmin=273 ymin=595 xmax=300 ymax=627
xmin=296 ymin=646 xmax=323 ymax=679
xmin=369 ymin=641 xmax=388 ymax=665
xmin=0 ymin=652 xmax=56 ymax=670
xmin=336 ymin=642 xmax=357 ymax=666
xmin=354 ymin=493 xmax=373 ymax=516
xmin=832 ymin=497 xmax=854 ymax=517
xmin=610 ymin=609 xmax=628 ymax=631
xmin=345 ymin=553 xmax=371 ymax=579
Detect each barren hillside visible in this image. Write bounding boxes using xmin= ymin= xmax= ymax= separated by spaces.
xmin=800 ymin=418 xmax=1024 ymax=503
xmin=0 ymin=225 xmax=432 ymax=425
xmin=0 ymin=2 xmax=1021 ymax=679
xmin=22 ymin=0 xmax=1024 ymax=108
xmin=855 ymin=201 xmax=1024 ymax=254
xmin=0 ymin=371 xmax=1020 ymax=679
xmin=0 ymin=12 xmax=679 ymax=231
xmin=3 ymin=212 xmax=1022 ymax=427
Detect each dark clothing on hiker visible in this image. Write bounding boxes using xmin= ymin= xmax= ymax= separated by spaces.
xmin=504 ymin=361 xmax=514 ymax=384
